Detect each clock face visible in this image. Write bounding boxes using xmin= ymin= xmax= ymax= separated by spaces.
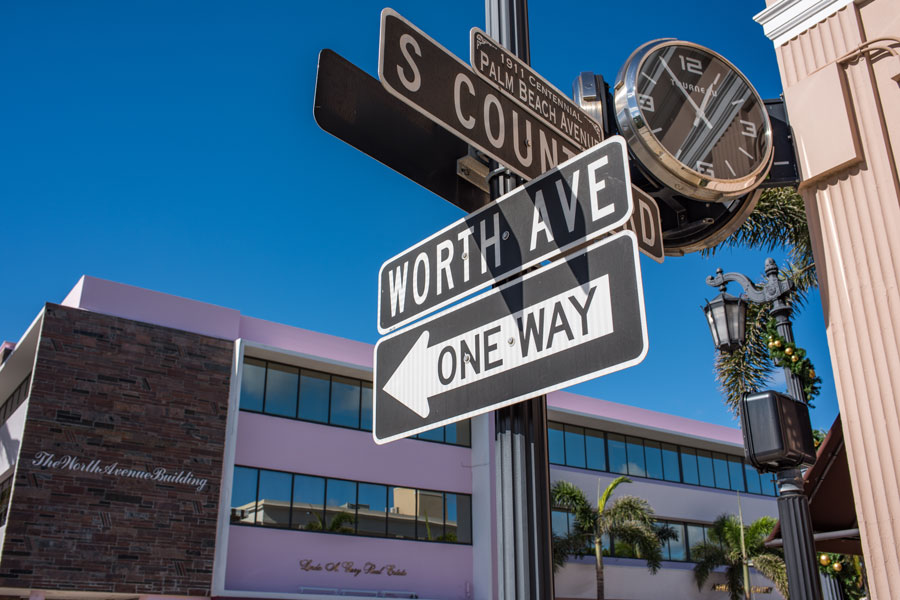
xmin=634 ymin=44 xmax=770 ymax=182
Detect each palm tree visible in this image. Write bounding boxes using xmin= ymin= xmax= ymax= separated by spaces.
xmin=551 ymin=476 xmax=672 ymax=600
xmin=691 ymin=514 xmax=788 ymax=600
xmin=703 ymin=187 xmax=818 ymax=414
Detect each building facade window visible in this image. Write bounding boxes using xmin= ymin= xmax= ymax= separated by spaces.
xmin=551 ymin=510 xmax=718 ymax=563
xmin=231 ymin=466 xmax=472 ymax=545
xmin=644 ymin=440 xmax=664 ymax=480
xmin=662 ymin=520 xmax=687 ymax=561
xmin=0 ymin=373 xmax=30 ymax=427
xmin=239 ymin=358 xmax=470 ymax=447
xmin=681 ymin=447 xmax=700 ymax=485
xmin=548 ymin=421 xmax=778 ymax=497
xmin=607 ymin=433 xmax=628 ymax=475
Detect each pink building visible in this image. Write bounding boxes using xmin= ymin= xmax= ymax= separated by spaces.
xmin=754 ymin=0 xmax=900 ymax=595
xmin=0 ymin=276 xmax=782 ymax=599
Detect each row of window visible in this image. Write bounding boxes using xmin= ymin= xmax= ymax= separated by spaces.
xmin=0 ymin=373 xmax=30 ymax=428
xmin=552 ymin=509 xmax=718 ymax=563
xmin=549 ymin=421 xmax=778 ymax=496
xmin=231 ymin=466 xmax=472 ymax=544
xmin=240 ymin=358 xmax=470 ymax=446
xmin=239 ymin=360 xmax=775 ymax=494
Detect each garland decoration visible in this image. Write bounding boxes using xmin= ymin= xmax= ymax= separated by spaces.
xmin=766 ymin=318 xmax=822 ymax=404
xmin=818 ymin=553 xmax=866 ymax=600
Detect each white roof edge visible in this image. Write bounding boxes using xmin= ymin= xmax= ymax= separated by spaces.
xmin=754 ymin=0 xmax=854 ymax=47
xmin=60 ymin=275 xmax=87 ymax=308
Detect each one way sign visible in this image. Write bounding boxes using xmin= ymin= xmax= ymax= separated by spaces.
xmin=373 ymin=230 xmax=647 ymax=444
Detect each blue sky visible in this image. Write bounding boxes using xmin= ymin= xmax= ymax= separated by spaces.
xmin=0 ymin=0 xmax=839 ymax=431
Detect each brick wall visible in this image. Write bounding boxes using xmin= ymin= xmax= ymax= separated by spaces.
xmin=0 ymin=303 xmax=233 ymax=596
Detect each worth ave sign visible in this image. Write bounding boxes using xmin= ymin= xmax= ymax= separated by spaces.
xmin=378 ymin=137 xmax=632 ymax=333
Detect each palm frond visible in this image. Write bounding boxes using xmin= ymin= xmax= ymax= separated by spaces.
xmin=752 ymin=552 xmax=789 ymax=598
xmin=725 ymin=564 xmax=744 ymax=600
xmin=609 ymin=522 xmax=666 ymax=574
xmin=691 ymin=542 xmax=729 ymax=590
xmin=637 ymin=536 xmax=665 ymax=574
xmin=714 ymin=301 xmax=774 ymax=415
xmin=745 ymin=515 xmax=777 ymax=550
xmin=702 ymin=187 xmax=812 ymax=268
xmin=604 ymin=495 xmax=654 ymax=526
xmin=551 ymin=532 xmax=568 ymax=573
xmin=706 ymin=514 xmax=734 ymax=544
xmin=718 ymin=517 xmax=745 ymax=563
xmin=551 ymin=480 xmax=597 ymax=540
xmin=551 ymin=480 xmax=589 ymax=510
xmin=551 ymin=530 xmax=589 ymax=573
xmin=654 ymin=522 xmax=678 ymax=543
xmin=598 ymin=475 xmax=631 ymax=512
xmin=703 ymin=186 xmax=819 ymax=417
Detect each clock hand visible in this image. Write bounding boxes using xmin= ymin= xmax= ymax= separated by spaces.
xmin=658 ymin=57 xmax=713 ymax=129
xmin=694 ymin=73 xmax=720 ymax=128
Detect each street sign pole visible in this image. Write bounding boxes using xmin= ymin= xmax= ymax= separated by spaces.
xmin=485 ymin=1 xmax=553 ymax=598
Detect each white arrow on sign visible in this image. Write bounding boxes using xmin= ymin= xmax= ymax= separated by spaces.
xmin=382 ymin=274 xmax=613 ymax=417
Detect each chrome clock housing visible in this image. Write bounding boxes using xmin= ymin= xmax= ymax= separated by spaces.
xmin=615 ymin=39 xmax=773 ymax=203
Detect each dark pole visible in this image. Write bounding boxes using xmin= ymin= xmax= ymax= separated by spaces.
xmin=764 ymin=260 xmax=823 ymax=600
xmin=485 ymin=1 xmax=554 ymax=599
xmin=707 ymin=258 xmax=822 ymax=600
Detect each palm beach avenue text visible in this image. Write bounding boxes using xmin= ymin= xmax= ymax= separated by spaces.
xmin=472 ymin=30 xmax=602 ymax=150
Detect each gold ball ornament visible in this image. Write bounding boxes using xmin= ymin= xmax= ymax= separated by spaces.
xmin=768 ymin=342 xmax=775 ymax=349
xmin=833 ymin=562 xmax=843 ymax=572
xmin=774 ymin=340 xmax=782 ymax=348
xmin=785 ymin=346 xmax=793 ymax=355
xmin=820 ymin=554 xmax=831 ymax=566
xmin=809 ymin=370 xmax=816 ymax=378
xmin=792 ymin=355 xmax=799 ymax=363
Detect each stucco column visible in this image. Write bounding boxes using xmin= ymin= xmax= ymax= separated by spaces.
xmin=755 ymin=0 xmax=900 ymax=597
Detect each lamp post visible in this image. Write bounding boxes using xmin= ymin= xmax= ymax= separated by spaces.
xmin=703 ymin=258 xmax=823 ymax=600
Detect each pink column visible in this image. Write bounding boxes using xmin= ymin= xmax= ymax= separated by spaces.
xmin=758 ymin=1 xmax=900 ymax=597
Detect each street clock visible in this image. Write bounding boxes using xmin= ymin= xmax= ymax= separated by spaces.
xmin=614 ymin=39 xmax=773 ymax=203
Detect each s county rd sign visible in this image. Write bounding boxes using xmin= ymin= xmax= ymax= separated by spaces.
xmin=622 ymin=186 xmax=664 ymax=263
xmin=378 ymin=137 xmax=631 ymax=333
xmin=373 ymin=231 xmax=647 ymax=444
xmin=379 ymin=8 xmax=580 ymax=181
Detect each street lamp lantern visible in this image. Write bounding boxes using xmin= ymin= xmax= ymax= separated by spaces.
xmin=703 ymin=278 xmax=747 ymax=352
